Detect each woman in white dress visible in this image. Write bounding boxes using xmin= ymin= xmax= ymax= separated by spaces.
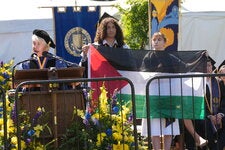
xmin=141 ymin=32 xmax=180 ymax=150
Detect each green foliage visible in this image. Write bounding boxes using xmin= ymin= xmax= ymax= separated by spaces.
xmin=59 ymin=86 xmax=137 ymax=150
xmin=59 ymin=118 xmax=95 ymax=150
xmin=115 ymin=0 xmax=149 ymax=49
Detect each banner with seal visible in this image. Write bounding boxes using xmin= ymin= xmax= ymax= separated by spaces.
xmin=53 ymin=6 xmax=100 ymax=64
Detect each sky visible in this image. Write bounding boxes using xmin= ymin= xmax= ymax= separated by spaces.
xmin=0 ymin=0 xmax=124 ymax=21
xmin=1 ymin=0 xmax=225 ymax=21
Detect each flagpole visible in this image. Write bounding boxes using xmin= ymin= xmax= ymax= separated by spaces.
xmin=178 ymin=0 xmax=183 ymax=50
xmin=148 ymin=0 xmax=152 ymax=49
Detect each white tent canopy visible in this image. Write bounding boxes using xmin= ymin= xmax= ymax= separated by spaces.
xmin=0 ymin=0 xmax=225 ymax=67
xmin=179 ymin=0 xmax=225 ymax=67
xmin=179 ymin=11 xmax=225 ymax=66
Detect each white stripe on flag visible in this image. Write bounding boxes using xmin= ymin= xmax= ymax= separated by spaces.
xmin=118 ymin=71 xmax=204 ymax=97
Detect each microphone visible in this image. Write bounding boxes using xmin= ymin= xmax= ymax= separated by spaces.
xmin=42 ymin=51 xmax=79 ymax=67
xmin=12 ymin=53 xmax=38 ymax=89
xmin=42 ymin=51 xmax=61 ymax=60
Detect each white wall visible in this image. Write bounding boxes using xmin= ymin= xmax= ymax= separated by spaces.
xmin=0 ymin=19 xmax=53 ymax=64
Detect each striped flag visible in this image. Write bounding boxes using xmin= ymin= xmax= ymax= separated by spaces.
xmin=89 ymin=45 xmax=207 ymax=119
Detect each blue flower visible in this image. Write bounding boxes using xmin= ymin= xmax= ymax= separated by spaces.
xmin=2 ymin=72 xmax=9 ymax=79
xmin=106 ymin=128 xmax=112 ymax=136
xmin=85 ymin=112 xmax=91 ymax=119
xmin=112 ymin=106 xmax=119 ymax=114
xmin=27 ymin=130 xmax=35 ymax=136
xmin=32 ymin=111 xmax=42 ymax=125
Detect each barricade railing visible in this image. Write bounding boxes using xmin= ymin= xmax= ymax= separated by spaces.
xmin=144 ymin=73 xmax=225 ymax=150
xmin=13 ymin=77 xmax=138 ymax=150
xmin=3 ymin=73 xmax=225 ymax=149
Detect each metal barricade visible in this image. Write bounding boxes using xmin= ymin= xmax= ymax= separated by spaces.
xmin=3 ymin=73 xmax=225 ymax=149
xmin=13 ymin=77 xmax=138 ymax=150
xmin=143 ymin=73 xmax=225 ymax=150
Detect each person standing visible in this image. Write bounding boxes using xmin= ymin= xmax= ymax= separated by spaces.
xmin=22 ymin=29 xmax=67 ymax=69
xmin=216 ymin=65 xmax=225 ymax=149
xmin=184 ymin=56 xmax=221 ymax=150
xmin=81 ymin=16 xmax=129 ymax=60
xmin=81 ymin=15 xmax=129 ymax=78
xmin=21 ymin=29 xmax=68 ymax=91
xmin=141 ymin=32 xmax=180 ymax=150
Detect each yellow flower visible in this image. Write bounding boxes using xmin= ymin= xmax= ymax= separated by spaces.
xmin=0 ymin=76 xmax=4 ymax=82
xmin=113 ymin=143 xmax=129 ymax=150
xmin=0 ymin=118 xmax=3 ymax=125
xmin=7 ymin=119 xmax=15 ymax=133
xmin=34 ymin=124 xmax=43 ymax=137
xmin=21 ymin=140 xmax=27 ymax=149
xmin=92 ymin=113 xmax=101 ymax=119
xmin=96 ymin=132 xmax=107 ymax=146
xmin=0 ymin=130 xmax=4 ymax=137
xmin=77 ymin=109 xmax=84 ymax=118
xmin=37 ymin=107 xmax=42 ymax=112
xmin=97 ymin=132 xmax=106 ymax=141
xmin=11 ymin=136 xmax=17 ymax=145
xmin=123 ymin=135 xmax=129 ymax=141
xmin=113 ymin=132 xmax=122 ymax=141
xmin=128 ymin=136 xmax=134 ymax=142
xmin=35 ymin=145 xmax=45 ymax=150
xmin=99 ymin=85 xmax=108 ymax=111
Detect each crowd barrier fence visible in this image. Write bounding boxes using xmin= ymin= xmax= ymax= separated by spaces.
xmin=1 ymin=73 xmax=225 ymax=149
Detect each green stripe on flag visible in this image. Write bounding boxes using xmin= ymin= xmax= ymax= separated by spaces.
xmin=120 ymin=94 xmax=205 ymax=119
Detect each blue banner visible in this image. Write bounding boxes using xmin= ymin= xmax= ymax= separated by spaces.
xmin=149 ymin=0 xmax=179 ymax=51
xmin=54 ymin=6 xmax=100 ymax=64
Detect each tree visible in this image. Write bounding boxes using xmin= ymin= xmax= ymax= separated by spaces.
xmin=115 ymin=0 xmax=149 ymax=49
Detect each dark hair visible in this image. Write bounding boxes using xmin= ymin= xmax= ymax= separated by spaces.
xmin=94 ymin=17 xmax=125 ymax=47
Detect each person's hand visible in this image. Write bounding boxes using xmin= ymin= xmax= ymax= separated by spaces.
xmin=215 ymin=113 xmax=224 ymax=124
xmin=82 ymin=44 xmax=90 ymax=55
xmin=209 ymin=115 xmax=217 ymax=125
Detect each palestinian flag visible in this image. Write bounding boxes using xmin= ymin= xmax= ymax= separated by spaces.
xmin=89 ymin=45 xmax=207 ymax=119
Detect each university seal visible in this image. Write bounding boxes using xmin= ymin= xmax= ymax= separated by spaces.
xmin=64 ymin=27 xmax=92 ymax=56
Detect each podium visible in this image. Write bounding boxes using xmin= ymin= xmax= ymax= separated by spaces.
xmin=14 ymin=67 xmax=85 ymax=85
xmin=14 ymin=67 xmax=85 ymax=148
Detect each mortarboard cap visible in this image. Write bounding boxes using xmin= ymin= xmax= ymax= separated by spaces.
xmin=218 ymin=60 xmax=225 ymax=71
xmin=96 ymin=12 xmax=119 ymax=28
xmin=207 ymin=56 xmax=216 ymax=71
xmin=33 ymin=29 xmax=56 ymax=48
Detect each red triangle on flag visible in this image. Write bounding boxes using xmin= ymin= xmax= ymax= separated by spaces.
xmin=90 ymin=45 xmax=128 ymax=99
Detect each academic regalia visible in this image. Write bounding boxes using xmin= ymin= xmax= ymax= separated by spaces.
xmin=204 ymin=57 xmax=221 ymax=150
xmin=21 ymin=29 xmax=68 ymax=90
xmin=184 ymin=56 xmax=221 ymax=150
xmin=22 ymin=55 xmax=67 ymax=69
